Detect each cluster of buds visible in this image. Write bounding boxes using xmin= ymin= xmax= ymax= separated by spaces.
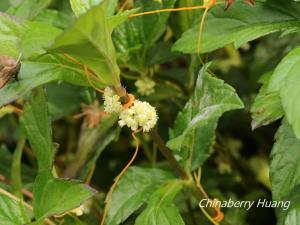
xmin=103 ymin=87 xmax=158 ymax=132
xmin=134 ymin=77 xmax=156 ymax=96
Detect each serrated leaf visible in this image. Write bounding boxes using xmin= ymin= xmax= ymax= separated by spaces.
xmin=270 ymin=119 xmax=300 ymax=201
xmin=251 ymin=72 xmax=284 ymax=129
xmin=0 ymin=54 xmax=89 ymax=107
xmin=106 ymin=167 xmax=174 ymax=225
xmin=33 ymin=172 xmax=96 ymax=220
xmin=0 ymin=193 xmax=31 ymax=225
xmin=167 ymin=64 xmax=244 ymax=170
xmin=268 ymin=46 xmax=300 ymax=138
xmin=135 ymin=180 xmax=184 ymax=225
xmin=51 ymin=0 xmax=133 ymax=87
xmin=113 ymin=0 xmax=176 ymax=72
xmin=20 ymin=87 xmax=53 ymax=173
xmin=173 ymin=1 xmax=300 ymax=54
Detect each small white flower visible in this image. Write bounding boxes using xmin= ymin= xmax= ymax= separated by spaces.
xmin=135 ymin=77 xmax=156 ymax=96
xmin=103 ymin=87 xmax=123 ymax=113
xmin=119 ymin=100 xmax=158 ymax=132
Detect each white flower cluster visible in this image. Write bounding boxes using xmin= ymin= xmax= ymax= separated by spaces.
xmin=103 ymin=87 xmax=123 ymax=113
xmin=134 ymin=77 xmax=156 ymax=96
xmin=119 ymin=100 xmax=158 ymax=132
xmin=103 ymin=87 xmax=158 ymax=132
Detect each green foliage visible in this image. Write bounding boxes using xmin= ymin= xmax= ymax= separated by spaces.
xmin=173 ymin=0 xmax=300 ymax=54
xmin=51 ymin=0 xmax=134 ymax=87
xmin=251 ymin=72 xmax=284 ymax=129
xmin=135 ymin=180 xmax=184 ymax=225
xmin=106 ymin=167 xmax=174 ymax=225
xmin=268 ymin=46 xmax=300 ymax=138
xmin=21 ymin=88 xmax=95 ymax=220
xmin=270 ymin=120 xmax=300 ymax=201
xmin=113 ymin=0 xmax=176 ymax=72
xmin=2 ymin=0 xmax=300 ymax=224
xmin=0 ymin=194 xmax=30 ymax=224
xmin=33 ymin=172 xmax=95 ymax=219
xmin=167 ymin=64 xmax=244 ymax=170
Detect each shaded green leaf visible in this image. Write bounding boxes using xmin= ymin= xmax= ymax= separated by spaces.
xmin=135 ymin=180 xmax=184 ymax=225
xmin=267 ymin=46 xmax=300 ymax=138
xmin=33 ymin=172 xmax=96 ymax=220
xmin=270 ymin=119 xmax=300 ymax=201
xmin=106 ymin=166 xmax=174 ymax=225
xmin=51 ymin=0 xmax=133 ymax=87
xmin=113 ymin=0 xmax=176 ymax=72
xmin=167 ymin=64 xmax=244 ymax=170
xmin=0 ymin=193 xmax=31 ymax=225
xmin=0 ymin=54 xmax=89 ymax=107
xmin=173 ymin=1 xmax=300 ymax=54
xmin=46 ymin=83 xmax=83 ymax=120
xmin=20 ymin=87 xmax=53 ymax=173
xmin=251 ymin=72 xmax=284 ymax=129
xmin=276 ymin=184 xmax=300 ymax=225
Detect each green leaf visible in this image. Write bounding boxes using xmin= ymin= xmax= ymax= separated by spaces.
xmin=0 ymin=54 xmax=89 ymax=107
xmin=135 ymin=180 xmax=184 ymax=225
xmin=51 ymin=0 xmax=133 ymax=87
xmin=251 ymin=72 xmax=284 ymax=129
xmin=0 ymin=12 xmax=24 ymax=56
xmin=173 ymin=1 xmax=300 ymax=54
xmin=270 ymin=119 xmax=300 ymax=201
xmin=113 ymin=0 xmax=176 ymax=72
xmin=167 ymin=64 xmax=244 ymax=170
xmin=20 ymin=88 xmax=96 ymax=220
xmin=70 ymin=0 xmax=118 ymax=17
xmin=20 ymin=87 xmax=53 ymax=173
xmin=46 ymin=83 xmax=83 ymax=120
xmin=268 ymin=46 xmax=300 ymax=138
xmin=106 ymin=167 xmax=174 ymax=225
xmin=276 ymin=184 xmax=300 ymax=225
xmin=7 ymin=0 xmax=51 ymax=20
xmin=21 ymin=21 xmax=61 ymax=58
xmin=33 ymin=172 xmax=96 ymax=220
xmin=0 ymin=193 xmax=31 ymax=225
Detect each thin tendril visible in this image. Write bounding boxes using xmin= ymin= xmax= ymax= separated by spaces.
xmin=100 ymin=128 xmax=142 ymax=225
xmin=129 ymin=5 xmax=207 ymax=19
xmin=83 ymin=65 xmax=105 ymax=93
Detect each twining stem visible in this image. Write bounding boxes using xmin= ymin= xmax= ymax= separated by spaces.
xmin=129 ymin=5 xmax=207 ymax=18
xmin=100 ymin=128 xmax=142 ymax=225
xmin=0 ymin=188 xmax=56 ymax=225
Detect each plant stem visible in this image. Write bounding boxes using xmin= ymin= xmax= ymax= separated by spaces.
xmin=149 ymin=130 xmax=189 ymax=179
xmin=11 ymin=138 xmax=25 ymax=198
xmin=148 ymin=130 xmax=220 ymax=221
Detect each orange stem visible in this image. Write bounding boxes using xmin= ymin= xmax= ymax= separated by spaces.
xmin=129 ymin=5 xmax=207 ymax=19
xmin=100 ymin=128 xmax=142 ymax=225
